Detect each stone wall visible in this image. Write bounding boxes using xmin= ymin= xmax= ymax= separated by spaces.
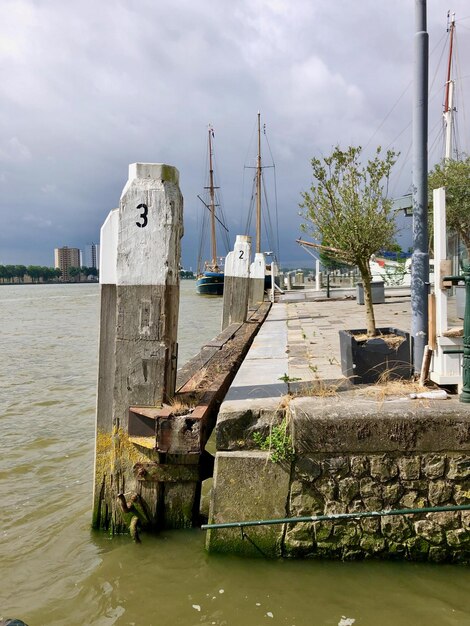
xmin=286 ymin=452 xmax=470 ymax=562
xmin=206 ymin=394 xmax=470 ymax=562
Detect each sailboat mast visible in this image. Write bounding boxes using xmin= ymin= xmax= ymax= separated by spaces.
xmin=208 ymin=126 xmax=217 ymax=267
xmin=444 ymin=12 xmax=455 ymax=160
xmin=256 ymin=112 xmax=262 ymax=254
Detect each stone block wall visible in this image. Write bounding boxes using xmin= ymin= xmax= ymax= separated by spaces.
xmin=206 ymin=451 xmax=291 ymax=558
xmin=206 ymin=394 xmax=470 ymax=562
xmin=285 ymin=452 xmax=470 ymax=562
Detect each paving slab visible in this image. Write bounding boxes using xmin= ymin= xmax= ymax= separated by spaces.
xmin=221 ymin=291 xmax=463 ymax=408
xmin=224 ymin=302 xmax=288 ymax=401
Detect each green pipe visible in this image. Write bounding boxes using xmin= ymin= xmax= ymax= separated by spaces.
xmin=201 ymin=504 xmax=470 ymax=531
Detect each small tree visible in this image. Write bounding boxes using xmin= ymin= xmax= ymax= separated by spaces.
xmin=300 ymin=145 xmax=398 ymax=336
xmin=428 ymin=156 xmax=470 ymax=257
xmin=319 ymin=239 xmax=352 ymax=271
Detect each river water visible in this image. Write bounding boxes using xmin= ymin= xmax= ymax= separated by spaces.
xmin=1 ymin=282 xmax=470 ymax=626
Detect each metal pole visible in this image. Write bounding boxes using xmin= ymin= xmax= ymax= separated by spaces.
xmin=411 ymin=0 xmax=429 ymax=374
xmin=208 ymin=127 xmax=217 ymax=267
xmin=256 ymin=112 xmax=262 ymax=254
xmin=270 ymin=262 xmax=275 ymax=303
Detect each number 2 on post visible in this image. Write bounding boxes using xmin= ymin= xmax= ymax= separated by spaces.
xmin=239 ymin=250 xmax=244 ymax=259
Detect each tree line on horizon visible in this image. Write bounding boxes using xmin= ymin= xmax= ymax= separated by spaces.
xmin=0 ymin=265 xmax=99 ymax=283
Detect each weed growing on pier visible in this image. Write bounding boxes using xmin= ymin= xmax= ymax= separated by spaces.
xmin=253 ymin=417 xmax=295 ymax=464
xmin=167 ymin=395 xmax=198 ymax=414
xmin=363 ymin=377 xmax=428 ymax=402
xmin=306 ymin=380 xmax=341 ymax=397
xmin=279 ymin=373 xmax=301 ymax=394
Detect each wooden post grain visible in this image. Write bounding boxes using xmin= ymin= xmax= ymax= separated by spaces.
xmin=92 ymin=163 xmax=183 ymax=533
xmin=249 ymin=252 xmax=266 ymax=308
xmin=222 ymin=235 xmax=251 ymax=330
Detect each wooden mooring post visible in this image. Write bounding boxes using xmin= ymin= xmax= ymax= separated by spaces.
xmin=92 ymin=163 xmax=184 ymax=535
xmin=92 ymin=175 xmax=272 ymax=539
xmin=249 ymin=252 xmax=266 ymax=308
xmin=222 ymin=235 xmax=251 ymax=330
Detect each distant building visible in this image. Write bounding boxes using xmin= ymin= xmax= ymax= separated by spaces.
xmin=84 ymin=243 xmax=100 ymax=270
xmin=54 ymin=246 xmax=81 ymax=281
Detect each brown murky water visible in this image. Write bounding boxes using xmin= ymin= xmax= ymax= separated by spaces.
xmin=1 ymin=282 xmax=470 ymax=626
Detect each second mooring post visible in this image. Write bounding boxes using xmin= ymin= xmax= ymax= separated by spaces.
xmin=222 ymin=235 xmax=251 ymax=330
xmin=92 ymin=162 xmax=183 ymax=534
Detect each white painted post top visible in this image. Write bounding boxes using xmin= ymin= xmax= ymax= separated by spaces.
xmin=99 ymin=208 xmax=119 ymax=285
xmin=117 ymin=162 xmax=183 ymax=286
xmin=225 ymin=235 xmax=251 ymax=278
xmin=250 ymin=252 xmax=266 ymax=279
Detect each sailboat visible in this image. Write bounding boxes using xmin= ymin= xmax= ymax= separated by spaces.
xmin=245 ymin=112 xmax=279 ymax=290
xmin=442 ymin=11 xmax=460 ymax=270
xmin=196 ymin=126 xmax=228 ymax=296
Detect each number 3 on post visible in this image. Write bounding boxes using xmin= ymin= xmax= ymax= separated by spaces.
xmin=136 ymin=203 xmax=148 ymax=228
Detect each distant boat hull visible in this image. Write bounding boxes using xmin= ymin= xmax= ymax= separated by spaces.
xmin=196 ymin=271 xmax=224 ymax=296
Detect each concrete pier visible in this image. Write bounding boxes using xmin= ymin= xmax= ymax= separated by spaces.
xmin=206 ymin=292 xmax=470 ymax=562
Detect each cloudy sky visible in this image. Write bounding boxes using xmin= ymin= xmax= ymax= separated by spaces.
xmin=1 ymin=0 xmax=469 ymax=269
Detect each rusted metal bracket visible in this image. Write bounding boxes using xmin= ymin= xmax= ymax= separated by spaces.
xmin=128 ymin=405 xmax=207 ymax=454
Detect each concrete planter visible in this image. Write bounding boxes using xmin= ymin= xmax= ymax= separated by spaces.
xmin=356 ymin=281 xmax=385 ymax=305
xmin=339 ymin=327 xmax=413 ymax=384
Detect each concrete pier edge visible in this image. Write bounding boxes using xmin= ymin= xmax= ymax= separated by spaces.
xmin=206 ymin=294 xmax=470 ymax=562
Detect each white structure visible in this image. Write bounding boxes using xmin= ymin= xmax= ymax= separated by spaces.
xmin=222 ymin=235 xmax=251 ymax=330
xmin=429 ymin=187 xmax=463 ymax=386
xmin=99 ymin=211 xmax=118 ymax=285
xmin=249 ymin=252 xmax=266 ymax=307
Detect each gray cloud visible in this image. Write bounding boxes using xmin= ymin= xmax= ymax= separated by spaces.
xmin=0 ymin=0 xmax=469 ymax=267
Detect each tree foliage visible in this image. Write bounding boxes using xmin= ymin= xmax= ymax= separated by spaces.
xmin=68 ymin=266 xmax=80 ymax=279
xmin=319 ymin=241 xmax=352 ymax=270
xmin=0 ymin=265 xmax=61 ymax=283
xmin=428 ymin=156 xmax=470 ymax=256
xmin=300 ymin=145 xmax=398 ymax=336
